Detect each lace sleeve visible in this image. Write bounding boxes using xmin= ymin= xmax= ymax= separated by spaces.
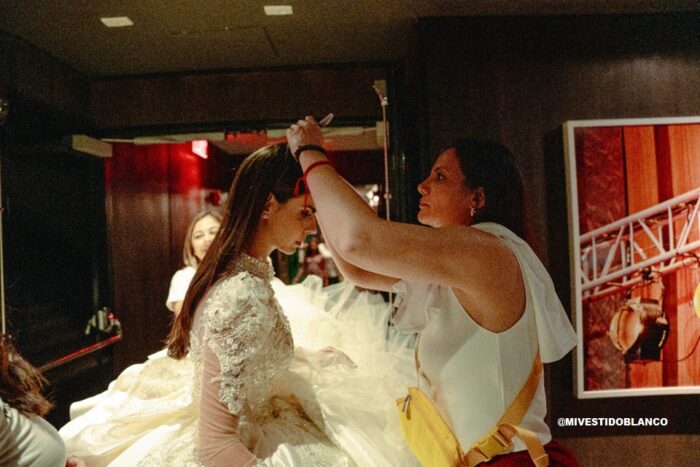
xmin=202 ymin=273 xmax=275 ymax=415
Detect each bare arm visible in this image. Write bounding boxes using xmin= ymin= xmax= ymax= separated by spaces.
xmin=291 ymin=266 xmax=304 ymax=284
xmin=320 ymin=228 xmax=398 ymax=292
xmin=288 ymin=117 xmax=523 ymax=329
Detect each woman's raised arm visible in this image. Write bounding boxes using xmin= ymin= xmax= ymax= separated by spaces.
xmin=287 ymin=117 xmax=521 ymax=307
xmin=318 ymin=220 xmax=398 ymax=292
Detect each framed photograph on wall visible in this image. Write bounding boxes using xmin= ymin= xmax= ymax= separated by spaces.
xmin=563 ymin=116 xmax=700 ymax=398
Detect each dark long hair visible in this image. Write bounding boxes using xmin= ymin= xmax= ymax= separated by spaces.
xmin=167 ymin=144 xmax=304 ymax=358
xmin=0 ymin=335 xmax=53 ymax=417
xmin=452 ymin=138 xmax=525 ymax=238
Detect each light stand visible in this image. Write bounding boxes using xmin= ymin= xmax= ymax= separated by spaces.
xmin=373 ymin=80 xmax=391 ymax=221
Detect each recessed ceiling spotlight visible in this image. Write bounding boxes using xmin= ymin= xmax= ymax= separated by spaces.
xmin=100 ymin=16 xmax=134 ymax=28
xmin=264 ymin=5 xmax=293 ymax=16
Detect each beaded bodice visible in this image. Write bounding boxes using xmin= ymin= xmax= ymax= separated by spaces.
xmin=189 ymin=253 xmax=294 ymax=420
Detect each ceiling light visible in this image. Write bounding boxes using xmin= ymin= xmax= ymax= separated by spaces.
xmin=264 ymin=5 xmax=293 ymax=16
xmin=100 ymin=16 xmax=134 ymax=28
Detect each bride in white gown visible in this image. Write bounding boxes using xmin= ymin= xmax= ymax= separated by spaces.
xmin=59 ymin=144 xmax=418 ymax=467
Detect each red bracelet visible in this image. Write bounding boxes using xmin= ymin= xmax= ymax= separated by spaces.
xmin=293 ymin=160 xmax=334 ymax=205
xmin=303 ymin=160 xmax=333 ymax=179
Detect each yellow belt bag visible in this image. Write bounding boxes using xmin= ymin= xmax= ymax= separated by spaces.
xmin=396 ymin=339 xmax=548 ymax=467
xmin=397 ymin=386 xmax=463 ymax=466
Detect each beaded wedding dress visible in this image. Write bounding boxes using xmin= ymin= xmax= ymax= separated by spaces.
xmin=60 ymin=254 xmax=418 ymax=467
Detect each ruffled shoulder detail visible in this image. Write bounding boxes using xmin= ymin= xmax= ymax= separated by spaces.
xmin=473 ymin=222 xmax=577 ymax=363
xmin=390 ymin=280 xmax=441 ymax=333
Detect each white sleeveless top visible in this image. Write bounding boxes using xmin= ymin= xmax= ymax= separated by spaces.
xmin=392 ymin=222 xmax=576 ymax=452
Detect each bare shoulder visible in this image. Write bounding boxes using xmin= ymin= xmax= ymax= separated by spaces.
xmin=422 ymin=225 xmax=520 ymax=280
xmin=452 ymin=228 xmax=525 ymax=332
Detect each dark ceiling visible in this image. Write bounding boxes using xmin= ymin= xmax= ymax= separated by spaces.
xmin=1 ymin=0 xmax=698 ymax=77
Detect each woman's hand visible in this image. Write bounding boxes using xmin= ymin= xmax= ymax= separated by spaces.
xmin=296 ymin=346 xmax=357 ymax=369
xmin=286 ymin=115 xmax=327 ymax=156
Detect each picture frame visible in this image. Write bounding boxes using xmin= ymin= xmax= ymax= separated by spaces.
xmin=563 ymin=116 xmax=700 ymax=398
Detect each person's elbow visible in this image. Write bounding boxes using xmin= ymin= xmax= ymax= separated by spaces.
xmin=335 ymin=228 xmax=370 ymax=263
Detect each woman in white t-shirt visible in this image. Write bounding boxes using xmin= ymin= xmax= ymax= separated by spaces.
xmin=166 ymin=210 xmax=222 ymax=315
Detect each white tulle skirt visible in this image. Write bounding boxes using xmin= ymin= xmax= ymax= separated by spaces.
xmin=59 ymin=277 xmax=419 ymax=467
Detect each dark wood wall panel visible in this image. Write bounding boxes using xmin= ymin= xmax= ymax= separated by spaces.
xmin=106 ymin=144 xmax=172 ymax=371
xmin=410 ymin=13 xmax=700 ymax=455
xmin=417 ymin=14 xmax=700 ymax=264
xmin=2 ymin=150 xmax=108 ymax=364
xmin=0 ymin=30 xmax=111 ymax=429
xmin=107 ymin=142 xmax=237 ymax=373
xmin=91 ymin=66 xmax=390 ymax=130
xmin=0 ymin=31 xmax=90 ymax=125
xmin=12 ymin=40 xmax=89 ymax=120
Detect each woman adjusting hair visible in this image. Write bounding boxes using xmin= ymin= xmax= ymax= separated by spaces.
xmin=287 ymin=117 xmax=578 ymax=467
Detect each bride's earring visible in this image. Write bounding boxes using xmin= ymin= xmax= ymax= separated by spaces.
xmin=262 ymin=194 xmax=274 ymax=222
xmin=470 ymin=207 xmax=476 ymax=217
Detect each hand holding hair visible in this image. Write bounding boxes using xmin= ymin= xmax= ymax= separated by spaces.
xmin=287 ymin=114 xmax=333 ymax=159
